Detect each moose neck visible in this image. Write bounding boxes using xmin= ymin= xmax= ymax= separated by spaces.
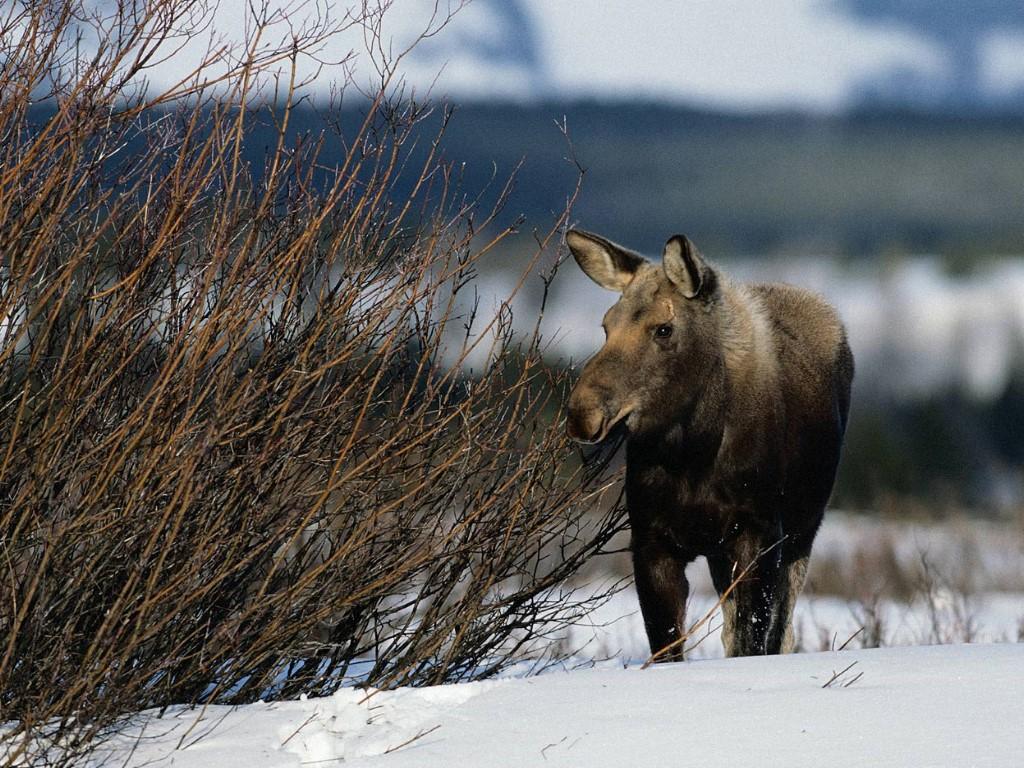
xmin=717 ymin=281 xmax=781 ymax=441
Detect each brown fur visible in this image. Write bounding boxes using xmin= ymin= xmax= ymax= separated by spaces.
xmin=565 ymin=229 xmax=853 ymax=659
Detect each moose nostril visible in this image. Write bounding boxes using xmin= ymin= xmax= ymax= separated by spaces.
xmin=567 ymin=407 xmax=607 ymax=443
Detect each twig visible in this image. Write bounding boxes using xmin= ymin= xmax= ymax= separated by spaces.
xmin=837 ymin=626 xmax=864 ymax=651
xmin=541 ymin=735 xmax=568 ymax=760
xmin=281 ymin=711 xmax=320 ymax=747
xmin=822 ymin=661 xmax=860 ymax=689
xmin=382 ymin=724 xmax=441 ymax=755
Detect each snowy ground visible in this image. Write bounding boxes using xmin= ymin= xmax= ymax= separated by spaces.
xmin=10 ymin=513 xmax=1022 ymax=766
xmin=92 ymin=643 xmax=1024 ymax=767
xmin=70 ymin=565 xmax=1024 ymax=767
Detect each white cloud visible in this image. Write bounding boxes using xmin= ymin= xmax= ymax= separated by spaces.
xmin=529 ymin=0 xmax=945 ymax=111
xmin=979 ymin=30 xmax=1024 ymax=97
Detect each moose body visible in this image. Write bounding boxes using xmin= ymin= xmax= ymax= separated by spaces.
xmin=565 ymin=229 xmax=853 ymax=659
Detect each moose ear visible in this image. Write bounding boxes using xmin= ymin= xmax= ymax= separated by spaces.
xmin=662 ymin=235 xmax=710 ymax=299
xmin=566 ymin=229 xmax=646 ymax=292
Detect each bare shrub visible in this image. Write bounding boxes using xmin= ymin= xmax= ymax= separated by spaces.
xmin=915 ymin=554 xmax=978 ymax=645
xmin=805 ymin=511 xmax=1024 ymax=603
xmin=0 ymin=2 xmax=624 ymax=764
xmin=806 ymin=528 xmax=916 ymax=601
xmin=849 ymin=594 xmax=887 ymax=649
xmin=804 ymin=550 xmax=981 ymax=652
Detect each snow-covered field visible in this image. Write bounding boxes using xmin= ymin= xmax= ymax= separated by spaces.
xmin=557 ymin=510 xmax=1024 ymax=662
xmin=89 ymin=643 xmax=1024 ymax=767
xmin=7 ymin=514 xmax=1020 ymax=766
xmin=61 ymin=521 xmax=1024 ymax=767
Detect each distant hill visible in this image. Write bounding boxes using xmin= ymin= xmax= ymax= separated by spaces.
xmin=28 ymin=101 xmax=1024 ymax=258
xmin=840 ymin=0 xmax=1024 ymax=111
xmin=432 ymin=102 xmax=1024 ymax=258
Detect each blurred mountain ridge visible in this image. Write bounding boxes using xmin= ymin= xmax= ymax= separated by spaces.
xmin=841 ymin=0 xmax=1024 ymax=111
xmin=402 ymin=0 xmax=1024 ymax=114
xmin=30 ymin=100 xmax=1024 ymax=258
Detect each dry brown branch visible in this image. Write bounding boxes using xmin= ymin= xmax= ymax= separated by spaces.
xmin=0 ymin=2 xmax=625 ymax=765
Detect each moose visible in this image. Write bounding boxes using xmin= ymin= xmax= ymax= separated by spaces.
xmin=565 ymin=229 xmax=853 ymax=659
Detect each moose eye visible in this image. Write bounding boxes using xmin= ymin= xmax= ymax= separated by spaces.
xmin=654 ymin=324 xmax=673 ymax=339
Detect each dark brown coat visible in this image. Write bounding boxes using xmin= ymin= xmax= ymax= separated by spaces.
xmin=565 ymin=229 xmax=853 ymax=658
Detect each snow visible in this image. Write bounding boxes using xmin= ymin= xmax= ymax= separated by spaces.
xmin=9 ymin=511 xmax=1022 ymax=766
xmin=92 ymin=643 xmax=1024 ymax=767
xmin=980 ymin=30 xmax=1024 ymax=96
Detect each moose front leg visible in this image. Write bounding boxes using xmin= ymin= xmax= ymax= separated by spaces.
xmin=709 ymin=529 xmax=784 ymax=656
xmin=632 ymin=539 xmax=690 ymax=662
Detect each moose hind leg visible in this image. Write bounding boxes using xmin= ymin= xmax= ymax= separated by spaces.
xmin=711 ymin=533 xmax=784 ymax=656
xmin=781 ymin=556 xmax=809 ymax=653
xmin=633 ymin=542 xmax=690 ymax=662
xmin=769 ymin=546 xmax=811 ymax=654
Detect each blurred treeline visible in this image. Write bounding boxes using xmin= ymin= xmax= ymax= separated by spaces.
xmin=431 ymin=102 xmax=1024 ymax=261
xmin=838 ymin=381 xmax=1024 ymax=512
xmin=32 ymin=100 xmax=1024 ymax=258
xmin=22 ymin=100 xmax=1024 ymax=514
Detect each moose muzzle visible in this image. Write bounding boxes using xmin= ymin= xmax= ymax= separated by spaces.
xmin=566 ymin=382 xmax=634 ymax=444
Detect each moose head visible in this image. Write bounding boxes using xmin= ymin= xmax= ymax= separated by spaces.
xmin=564 ymin=229 xmax=723 ymax=444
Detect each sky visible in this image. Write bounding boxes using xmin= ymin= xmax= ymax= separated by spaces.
xmin=125 ymin=0 xmax=1024 ymax=112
